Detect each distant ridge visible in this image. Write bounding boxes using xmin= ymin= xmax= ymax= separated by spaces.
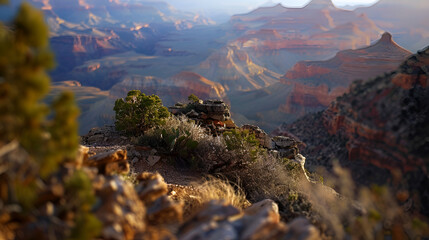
xmin=278 ymin=32 xmax=411 ymax=116
xmin=304 ymin=0 xmax=336 ymax=9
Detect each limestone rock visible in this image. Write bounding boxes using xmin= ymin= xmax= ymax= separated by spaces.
xmin=178 ymin=199 xmax=311 ymax=240
xmin=94 ymin=175 xmax=146 ymax=240
xmin=169 ymin=99 xmax=236 ymax=135
xmin=244 ymin=199 xmax=279 ymax=216
xmin=136 ymin=172 xmax=169 ymax=204
xmin=84 ymin=149 xmax=129 ymax=175
xmin=284 ymin=217 xmax=320 ymax=240
xmin=136 ymin=172 xmax=183 ymax=225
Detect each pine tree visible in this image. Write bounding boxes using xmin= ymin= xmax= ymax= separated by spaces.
xmin=0 ymin=2 xmax=55 ymax=167
xmin=0 ymin=3 xmax=100 ymax=239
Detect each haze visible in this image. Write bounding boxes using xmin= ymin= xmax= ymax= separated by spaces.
xmin=163 ymin=0 xmax=380 ymax=22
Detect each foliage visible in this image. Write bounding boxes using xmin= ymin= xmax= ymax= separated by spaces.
xmin=114 ymin=90 xmax=170 ymax=135
xmin=140 ymin=116 xmax=201 ymax=166
xmin=187 ymin=93 xmax=200 ymax=103
xmin=0 ymin=2 xmax=52 ymax=150
xmin=65 ymin=170 xmax=102 ymax=240
xmin=223 ymin=129 xmax=261 ymax=162
xmin=0 ymin=3 xmax=100 ymax=239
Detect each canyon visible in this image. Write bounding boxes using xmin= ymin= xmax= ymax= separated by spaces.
xmin=1 ymin=0 xmax=427 ymax=135
xmin=276 ymin=47 xmax=429 ymax=215
xmin=231 ymin=33 xmax=411 ymax=130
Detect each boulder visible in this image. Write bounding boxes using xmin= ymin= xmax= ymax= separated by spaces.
xmin=94 ymin=175 xmax=146 ymax=240
xmin=83 ymin=149 xmax=129 ymax=175
xmin=177 ymin=199 xmax=315 ymax=240
xmin=136 ymin=172 xmax=183 ymax=225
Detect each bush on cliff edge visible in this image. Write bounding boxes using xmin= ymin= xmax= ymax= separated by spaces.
xmin=114 ymin=90 xmax=170 ymax=135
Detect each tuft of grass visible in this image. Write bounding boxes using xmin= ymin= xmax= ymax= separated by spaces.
xmin=190 ymin=176 xmax=251 ymax=210
xmin=170 ymin=177 xmax=251 ymax=219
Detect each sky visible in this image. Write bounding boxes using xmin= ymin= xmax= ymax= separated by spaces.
xmin=273 ymin=0 xmax=379 ymax=7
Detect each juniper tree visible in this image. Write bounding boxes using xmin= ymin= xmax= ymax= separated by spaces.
xmin=114 ymin=90 xmax=170 ymax=135
xmin=0 ymin=3 xmax=100 ymax=239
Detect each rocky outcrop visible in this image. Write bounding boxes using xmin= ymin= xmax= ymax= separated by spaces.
xmin=0 ymin=138 xmax=322 ymax=239
xmin=277 ymin=46 xmax=429 ymax=216
xmin=169 ymin=99 xmax=236 ymax=135
xmin=83 ymin=148 xmax=129 ymax=175
xmin=279 ymin=33 xmax=411 ymax=117
xmin=178 ymin=200 xmax=320 ymax=240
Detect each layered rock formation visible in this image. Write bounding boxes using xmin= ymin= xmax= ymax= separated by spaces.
xmin=169 ymin=99 xmax=236 ymax=136
xmin=229 ymin=0 xmax=382 ymax=55
xmin=356 ymin=0 xmax=429 ymax=52
xmin=1 ymin=0 xmax=214 ymax=81
xmin=279 ymin=32 xmax=411 ymax=116
xmin=195 ymin=44 xmax=281 ymax=92
xmin=276 ymin=46 xmax=429 ymax=215
xmin=110 ymin=72 xmax=227 ymax=107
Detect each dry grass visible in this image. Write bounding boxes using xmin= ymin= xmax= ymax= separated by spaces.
xmin=190 ymin=176 xmax=251 ymax=210
xmin=141 ymin=116 xmax=429 ymax=239
xmin=292 ymin=163 xmax=429 ymax=239
xmin=169 ymin=176 xmax=250 ymax=219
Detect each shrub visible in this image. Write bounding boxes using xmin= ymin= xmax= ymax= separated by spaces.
xmin=223 ymin=129 xmax=263 ymax=162
xmin=114 ymin=90 xmax=170 ymax=135
xmin=65 ymin=170 xmax=102 ymax=239
xmin=140 ymin=116 xmax=205 ymax=167
xmin=187 ymin=94 xmax=200 ymax=103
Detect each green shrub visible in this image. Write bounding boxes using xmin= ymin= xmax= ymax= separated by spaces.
xmin=65 ymin=170 xmax=102 ymax=240
xmin=223 ymin=129 xmax=261 ymax=162
xmin=188 ymin=94 xmax=200 ymax=103
xmin=140 ymin=116 xmax=202 ymax=166
xmin=114 ymin=90 xmax=170 ymax=135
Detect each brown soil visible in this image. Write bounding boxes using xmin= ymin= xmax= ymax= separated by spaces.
xmin=87 ymin=145 xmax=204 ymax=186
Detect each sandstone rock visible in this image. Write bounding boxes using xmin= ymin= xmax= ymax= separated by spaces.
xmin=75 ymin=145 xmax=89 ymax=168
xmin=147 ymin=155 xmax=161 ymax=167
xmin=84 ymin=149 xmax=129 ymax=175
xmin=94 ymin=176 xmax=146 ymax=240
xmin=136 ymin=172 xmax=169 ymax=205
xmin=177 ymin=199 xmax=305 ymax=240
xmin=135 ymin=173 xmax=183 ymax=226
xmin=284 ymin=217 xmax=320 ymax=240
xmin=146 ymin=195 xmax=183 ymax=225
xmin=244 ymin=199 xmax=279 ymax=216
xmin=241 ymin=200 xmax=286 ymax=240
xmin=178 ymin=201 xmax=241 ymax=240
xmin=169 ymin=99 xmax=237 ymax=135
